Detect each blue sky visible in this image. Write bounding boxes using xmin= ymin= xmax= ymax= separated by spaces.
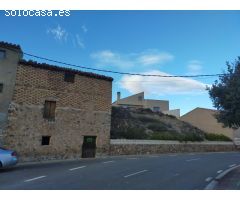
xmin=1 ymin=10 xmax=240 ymax=115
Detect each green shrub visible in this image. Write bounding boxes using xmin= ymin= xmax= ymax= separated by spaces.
xmin=111 ymin=127 xmax=148 ymax=139
xmin=149 ymin=132 xmax=204 ymax=142
xmin=205 ymin=133 xmax=232 ymax=141
xmin=147 ymin=123 xmax=168 ymax=132
xmin=165 ymin=114 xmax=177 ymax=119
xmin=150 ymin=132 xmax=176 ymax=140
xmin=180 ymin=133 xmax=203 ymax=142
xmin=137 ymin=116 xmax=159 ymax=123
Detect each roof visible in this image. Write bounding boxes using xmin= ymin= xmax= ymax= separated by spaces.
xmin=19 ymin=60 xmax=113 ymax=82
xmin=181 ymin=107 xmax=218 ymax=118
xmin=0 ymin=41 xmax=22 ymax=52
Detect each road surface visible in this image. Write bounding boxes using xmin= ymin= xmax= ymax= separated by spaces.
xmin=1 ymin=152 xmax=240 ymax=189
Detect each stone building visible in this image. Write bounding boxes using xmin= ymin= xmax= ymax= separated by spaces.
xmin=112 ymin=92 xmax=180 ymax=118
xmin=0 ymin=41 xmax=113 ymax=161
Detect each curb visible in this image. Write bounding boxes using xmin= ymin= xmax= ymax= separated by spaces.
xmin=205 ymin=164 xmax=240 ymax=190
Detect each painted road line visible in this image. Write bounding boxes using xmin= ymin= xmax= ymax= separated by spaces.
xmin=69 ymin=166 xmax=86 ymax=171
xmin=148 ymin=155 xmax=158 ymax=158
xmin=124 ymin=170 xmax=148 ymax=178
xmin=24 ymin=176 xmax=46 ymax=182
xmin=217 ymin=170 xmax=223 ymax=174
xmin=189 ymin=153 xmax=195 ymax=155
xmin=126 ymin=157 xmax=138 ymax=160
xmin=103 ymin=160 xmax=115 ymax=164
xmin=186 ymin=158 xmax=200 ymax=162
xmin=205 ymin=177 xmax=213 ymax=182
xmin=169 ymin=154 xmax=177 ymax=157
xmin=229 ymin=164 xmax=236 ymax=168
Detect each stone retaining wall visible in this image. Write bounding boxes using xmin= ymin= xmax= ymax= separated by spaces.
xmin=109 ymin=139 xmax=237 ymax=155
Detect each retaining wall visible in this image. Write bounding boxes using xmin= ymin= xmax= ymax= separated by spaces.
xmin=109 ymin=139 xmax=237 ymax=155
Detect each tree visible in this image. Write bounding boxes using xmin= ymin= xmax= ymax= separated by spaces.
xmin=207 ymin=57 xmax=240 ymax=129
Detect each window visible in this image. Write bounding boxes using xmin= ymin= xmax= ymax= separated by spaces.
xmin=138 ymin=96 xmax=143 ymax=101
xmin=0 ymin=50 xmax=6 ymax=59
xmin=41 ymin=136 xmax=51 ymax=145
xmin=0 ymin=83 xmax=3 ymax=93
xmin=153 ymin=107 xmax=160 ymax=112
xmin=43 ymin=101 xmax=56 ymax=120
xmin=64 ymin=72 xmax=75 ymax=83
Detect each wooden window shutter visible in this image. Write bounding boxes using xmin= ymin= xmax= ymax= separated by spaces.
xmin=43 ymin=101 xmax=56 ymax=120
xmin=49 ymin=101 xmax=56 ymax=119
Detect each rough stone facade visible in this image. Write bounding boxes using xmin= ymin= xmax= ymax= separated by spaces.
xmin=1 ymin=43 xmax=113 ymax=162
xmin=110 ymin=140 xmax=237 ymax=155
xmin=0 ymin=42 xmax=23 ymax=145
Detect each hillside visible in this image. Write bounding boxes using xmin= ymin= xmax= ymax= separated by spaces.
xmin=110 ymin=107 xmax=231 ymax=141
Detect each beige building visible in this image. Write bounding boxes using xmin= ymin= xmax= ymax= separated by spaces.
xmin=180 ymin=107 xmax=234 ymax=139
xmin=0 ymin=41 xmax=113 ymax=161
xmin=112 ymin=92 xmax=180 ymax=118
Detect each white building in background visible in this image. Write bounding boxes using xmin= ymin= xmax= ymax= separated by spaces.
xmin=112 ymin=92 xmax=180 ymax=118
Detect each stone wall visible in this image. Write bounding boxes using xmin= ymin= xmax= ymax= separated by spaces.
xmin=3 ymin=64 xmax=112 ymax=162
xmin=109 ymin=139 xmax=237 ymax=155
xmin=0 ymin=44 xmax=22 ymax=145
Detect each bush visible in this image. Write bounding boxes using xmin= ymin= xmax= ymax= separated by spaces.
xmin=150 ymin=132 xmax=177 ymax=140
xmin=149 ymin=132 xmax=204 ymax=142
xmin=111 ymin=127 xmax=148 ymax=139
xmin=137 ymin=116 xmax=159 ymax=123
xmin=147 ymin=123 xmax=168 ymax=132
xmin=165 ymin=114 xmax=177 ymax=119
xmin=205 ymin=133 xmax=232 ymax=141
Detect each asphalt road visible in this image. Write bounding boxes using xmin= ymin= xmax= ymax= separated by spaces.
xmin=1 ymin=152 xmax=240 ymax=190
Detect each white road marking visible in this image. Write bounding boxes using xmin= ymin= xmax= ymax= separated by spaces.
xmin=24 ymin=176 xmax=46 ymax=182
xmin=186 ymin=158 xmax=200 ymax=162
xmin=169 ymin=154 xmax=177 ymax=157
xmin=229 ymin=164 xmax=236 ymax=168
xmin=69 ymin=166 xmax=86 ymax=171
xmin=124 ymin=170 xmax=148 ymax=178
xmin=189 ymin=153 xmax=195 ymax=155
xmin=126 ymin=157 xmax=138 ymax=160
xmin=173 ymin=173 xmax=180 ymax=176
xmin=217 ymin=170 xmax=223 ymax=174
xmin=103 ymin=160 xmax=115 ymax=164
xmin=148 ymin=155 xmax=158 ymax=158
xmin=205 ymin=177 xmax=213 ymax=182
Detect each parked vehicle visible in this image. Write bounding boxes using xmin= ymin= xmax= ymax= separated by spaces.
xmin=0 ymin=147 xmax=18 ymax=168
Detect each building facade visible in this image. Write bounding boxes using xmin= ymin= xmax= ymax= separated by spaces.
xmin=112 ymin=92 xmax=180 ymax=118
xmin=0 ymin=42 xmax=113 ymax=161
xmin=180 ymin=107 xmax=234 ymax=139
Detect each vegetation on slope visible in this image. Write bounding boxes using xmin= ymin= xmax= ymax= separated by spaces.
xmin=111 ymin=107 xmax=232 ymax=142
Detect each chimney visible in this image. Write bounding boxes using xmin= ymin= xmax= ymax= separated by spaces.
xmin=117 ymin=92 xmax=121 ymax=101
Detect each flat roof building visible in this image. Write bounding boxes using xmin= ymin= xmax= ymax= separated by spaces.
xmin=112 ymin=92 xmax=180 ymax=118
xmin=180 ymin=107 xmax=234 ymax=139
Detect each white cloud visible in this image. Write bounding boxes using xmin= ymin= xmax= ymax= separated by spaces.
xmin=91 ymin=50 xmax=134 ymax=68
xmin=91 ymin=50 xmax=174 ymax=69
xmin=138 ymin=52 xmax=174 ymax=66
xmin=47 ymin=25 xmax=86 ymax=49
xmin=47 ymin=25 xmax=68 ymax=42
xmin=119 ymin=70 xmax=209 ymax=96
xmin=76 ymin=34 xmax=85 ymax=49
xmin=187 ymin=60 xmax=203 ymax=75
xmin=81 ymin=25 xmax=88 ymax=33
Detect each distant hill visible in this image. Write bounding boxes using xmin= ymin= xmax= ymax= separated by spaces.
xmin=110 ymin=107 xmax=231 ymax=141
